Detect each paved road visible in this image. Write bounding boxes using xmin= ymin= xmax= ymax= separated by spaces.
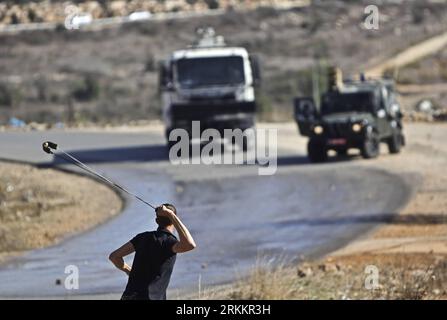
xmin=0 ymin=127 xmax=412 ymax=298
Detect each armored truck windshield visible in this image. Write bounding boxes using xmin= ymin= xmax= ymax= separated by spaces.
xmin=321 ymin=91 xmax=377 ymax=115
xmin=176 ymin=56 xmax=245 ymax=88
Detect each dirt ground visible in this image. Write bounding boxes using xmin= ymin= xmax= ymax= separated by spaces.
xmin=0 ymin=162 xmax=122 ymax=264
xmin=192 ymin=122 xmax=447 ymax=300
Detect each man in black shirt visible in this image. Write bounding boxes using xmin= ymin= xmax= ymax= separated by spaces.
xmin=109 ymin=204 xmax=196 ymax=300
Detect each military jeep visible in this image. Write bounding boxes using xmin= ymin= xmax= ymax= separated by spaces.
xmin=294 ymin=79 xmax=405 ymax=162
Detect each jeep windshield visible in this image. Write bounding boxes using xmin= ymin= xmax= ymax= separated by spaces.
xmin=321 ymin=91 xmax=377 ymax=115
xmin=176 ymin=56 xmax=245 ymax=88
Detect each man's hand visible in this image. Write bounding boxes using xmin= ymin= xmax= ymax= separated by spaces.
xmin=123 ymin=265 xmax=132 ymax=276
xmin=156 ymin=205 xmax=175 ymax=219
xmin=109 ymin=242 xmax=135 ymax=276
xmin=155 ymin=204 xmax=196 ymax=253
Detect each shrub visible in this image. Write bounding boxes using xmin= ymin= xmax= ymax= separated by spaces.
xmin=71 ymin=75 xmax=100 ymax=102
xmin=0 ymin=83 xmax=22 ymax=108
xmin=204 ymin=0 xmax=219 ymax=10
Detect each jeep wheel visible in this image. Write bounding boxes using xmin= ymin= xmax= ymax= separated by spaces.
xmin=308 ymin=140 xmax=327 ymax=163
xmin=237 ymin=138 xmax=250 ymax=152
xmin=229 ymin=127 xmax=255 ymax=152
xmin=165 ymin=128 xmax=177 ymax=149
xmin=387 ymin=128 xmax=402 ymax=154
xmin=361 ymin=132 xmax=379 ymax=159
xmin=166 ymin=128 xmax=190 ymax=156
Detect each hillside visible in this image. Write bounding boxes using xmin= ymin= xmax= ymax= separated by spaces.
xmin=1 ymin=0 xmax=447 ymax=124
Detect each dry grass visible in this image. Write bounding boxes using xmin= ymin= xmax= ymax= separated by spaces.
xmin=228 ymin=258 xmax=300 ymax=300
xmin=197 ymin=253 xmax=447 ymax=300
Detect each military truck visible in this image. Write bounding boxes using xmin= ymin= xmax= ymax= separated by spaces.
xmin=159 ymin=28 xmax=261 ymax=149
xmin=294 ymin=70 xmax=405 ymax=162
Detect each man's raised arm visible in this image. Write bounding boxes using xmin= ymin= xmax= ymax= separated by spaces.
xmin=157 ymin=205 xmax=197 ymax=253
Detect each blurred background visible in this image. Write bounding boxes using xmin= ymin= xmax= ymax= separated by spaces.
xmin=0 ymin=0 xmax=447 ymax=300
xmin=1 ymin=0 xmax=447 ymax=127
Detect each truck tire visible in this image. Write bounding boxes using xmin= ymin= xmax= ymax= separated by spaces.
xmin=307 ymin=139 xmax=327 ymax=163
xmin=235 ymin=134 xmax=255 ymax=152
xmin=361 ymin=131 xmax=379 ymax=159
xmin=166 ymin=128 xmax=189 ymax=154
xmin=165 ymin=128 xmax=176 ymax=150
xmin=227 ymin=125 xmax=255 ymax=152
xmin=387 ymin=128 xmax=403 ymax=154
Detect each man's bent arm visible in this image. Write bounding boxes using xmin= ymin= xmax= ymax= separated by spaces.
xmin=109 ymin=242 xmax=135 ymax=275
xmin=158 ymin=205 xmax=196 ymax=253
xmin=170 ymin=213 xmax=197 ymax=253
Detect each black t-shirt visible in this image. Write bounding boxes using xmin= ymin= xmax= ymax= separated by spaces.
xmin=124 ymin=228 xmax=178 ymax=300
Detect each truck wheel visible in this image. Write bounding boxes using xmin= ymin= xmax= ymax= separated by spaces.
xmin=361 ymin=132 xmax=379 ymax=159
xmin=237 ymin=134 xmax=255 ymax=152
xmin=165 ymin=128 xmax=176 ymax=150
xmin=228 ymin=126 xmax=255 ymax=152
xmin=307 ymin=140 xmax=327 ymax=163
xmin=167 ymin=139 xmax=177 ymax=151
xmin=387 ymin=128 xmax=402 ymax=154
xmin=166 ymin=128 xmax=188 ymax=152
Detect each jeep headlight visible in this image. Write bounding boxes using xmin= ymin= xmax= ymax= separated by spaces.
xmin=352 ymin=123 xmax=362 ymax=132
xmin=313 ymin=125 xmax=324 ymax=135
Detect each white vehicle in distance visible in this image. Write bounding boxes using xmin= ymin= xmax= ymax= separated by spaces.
xmin=128 ymin=11 xmax=152 ymax=21
xmin=159 ymin=28 xmax=261 ymax=150
xmin=71 ymin=13 xmax=93 ymax=28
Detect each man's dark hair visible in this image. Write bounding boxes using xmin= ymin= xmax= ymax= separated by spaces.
xmin=156 ymin=203 xmax=177 ymax=228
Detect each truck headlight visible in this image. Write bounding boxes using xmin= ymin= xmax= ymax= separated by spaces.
xmin=313 ymin=125 xmax=324 ymax=135
xmin=352 ymin=123 xmax=362 ymax=132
